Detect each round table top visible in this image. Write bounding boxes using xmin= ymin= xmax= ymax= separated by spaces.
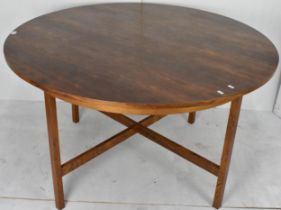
xmin=4 ymin=3 xmax=279 ymax=114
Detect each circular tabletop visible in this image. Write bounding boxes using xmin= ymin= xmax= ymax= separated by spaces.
xmin=4 ymin=3 xmax=279 ymax=114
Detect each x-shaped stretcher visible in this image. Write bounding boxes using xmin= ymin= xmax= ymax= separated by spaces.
xmin=45 ymin=93 xmax=242 ymax=210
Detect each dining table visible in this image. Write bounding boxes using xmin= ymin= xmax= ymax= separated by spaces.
xmin=3 ymin=3 xmax=279 ymax=209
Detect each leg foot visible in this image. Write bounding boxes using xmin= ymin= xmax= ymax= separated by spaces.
xmin=188 ymin=112 xmax=196 ymax=124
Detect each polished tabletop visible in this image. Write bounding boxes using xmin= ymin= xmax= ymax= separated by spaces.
xmin=4 ymin=3 xmax=279 ymax=114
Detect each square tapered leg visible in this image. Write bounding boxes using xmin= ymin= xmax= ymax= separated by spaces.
xmin=45 ymin=93 xmax=65 ymax=210
xmin=213 ymin=97 xmax=242 ymax=208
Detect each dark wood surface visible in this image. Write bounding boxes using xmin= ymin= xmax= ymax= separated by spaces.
xmin=4 ymin=3 xmax=279 ymax=114
xmin=6 ymin=4 xmax=272 ymax=208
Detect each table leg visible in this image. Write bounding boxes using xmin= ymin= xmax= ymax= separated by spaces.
xmin=72 ymin=104 xmax=79 ymax=123
xmin=188 ymin=112 xmax=196 ymax=124
xmin=213 ymin=97 xmax=242 ymax=208
xmin=45 ymin=93 xmax=65 ymax=210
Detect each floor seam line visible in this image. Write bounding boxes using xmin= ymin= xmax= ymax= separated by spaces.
xmin=0 ymin=196 xmax=280 ymax=209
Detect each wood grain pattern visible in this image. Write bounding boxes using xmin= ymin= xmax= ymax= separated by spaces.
xmin=4 ymin=3 xmax=279 ymax=114
xmin=4 ymin=3 xmax=279 ymax=209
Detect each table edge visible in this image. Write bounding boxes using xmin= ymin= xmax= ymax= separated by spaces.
xmin=4 ymin=3 xmax=279 ymax=114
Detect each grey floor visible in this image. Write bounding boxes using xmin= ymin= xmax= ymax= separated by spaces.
xmin=0 ymin=100 xmax=280 ymax=210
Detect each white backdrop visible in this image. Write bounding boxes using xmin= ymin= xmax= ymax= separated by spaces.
xmin=0 ymin=0 xmax=280 ymax=111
